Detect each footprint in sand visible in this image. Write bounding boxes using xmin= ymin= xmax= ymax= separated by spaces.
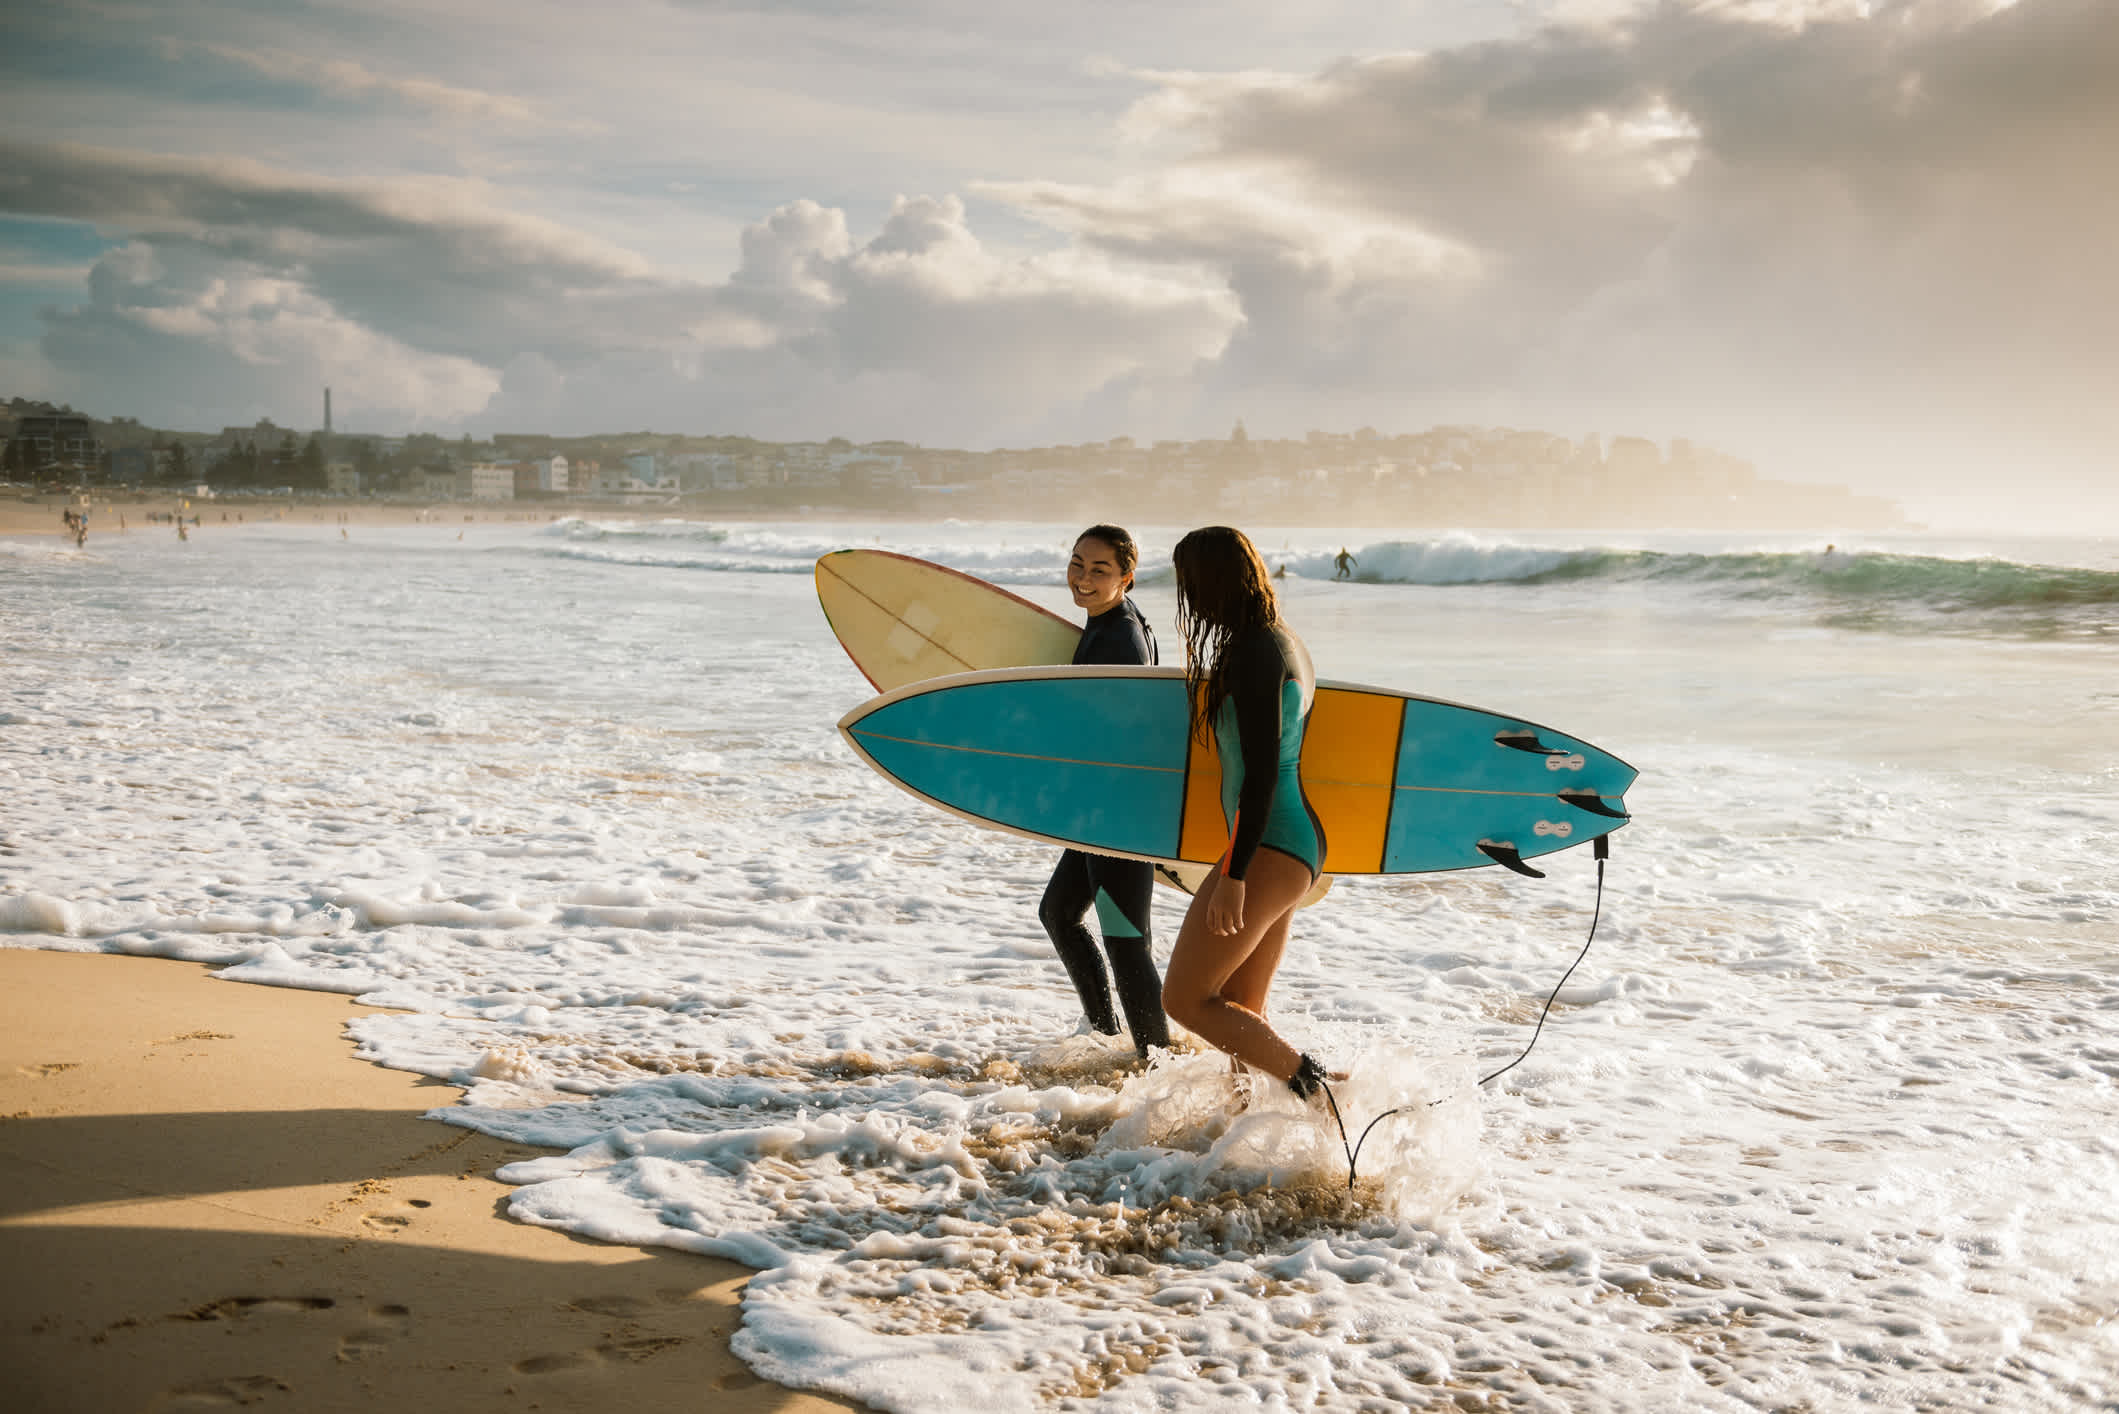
xmin=337 ymin=1303 xmax=412 ymax=1363
xmin=175 ymin=1297 xmax=337 ymax=1323
xmin=18 ymin=1061 xmax=81 ymax=1078
xmin=513 ymin=1350 xmax=598 ymax=1375
xmin=512 ymin=1336 xmax=687 ymax=1375
xmin=512 ymin=1289 xmax=697 ymax=1375
xmin=152 ymin=1374 xmax=293 ymax=1409
xmin=357 ymin=1195 xmax=431 ymax=1235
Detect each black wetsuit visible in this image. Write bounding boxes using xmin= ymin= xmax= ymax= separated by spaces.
xmin=1038 ymin=595 xmax=1170 ymax=1054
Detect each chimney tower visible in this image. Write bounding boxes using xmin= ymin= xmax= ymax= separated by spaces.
xmin=324 ymin=387 xmax=332 ymax=435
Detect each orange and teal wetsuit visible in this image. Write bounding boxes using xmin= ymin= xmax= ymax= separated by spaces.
xmin=1214 ymin=623 xmax=1326 ymax=883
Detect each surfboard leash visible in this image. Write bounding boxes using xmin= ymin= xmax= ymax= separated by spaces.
xmin=1333 ymin=833 xmax=1610 ymax=1192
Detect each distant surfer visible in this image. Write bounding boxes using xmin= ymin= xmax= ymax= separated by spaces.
xmin=1038 ymin=525 xmax=1171 ymax=1057
xmin=1333 ymin=546 xmax=1356 ymax=581
xmin=1161 ymin=526 xmax=1332 ymax=1102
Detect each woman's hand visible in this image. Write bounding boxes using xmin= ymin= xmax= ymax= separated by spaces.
xmin=1207 ymin=876 xmax=1245 ymax=936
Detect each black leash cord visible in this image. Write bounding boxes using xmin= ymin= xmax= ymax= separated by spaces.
xmin=1326 ymin=838 xmax=1610 ymax=1192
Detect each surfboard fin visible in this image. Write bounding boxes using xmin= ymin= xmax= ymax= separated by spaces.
xmin=1477 ymin=840 xmax=1546 ymax=878
xmin=1154 ymin=864 xmax=1195 ymax=894
xmin=1557 ymin=789 xmax=1629 ymax=819
xmin=1494 ymin=729 xmax=1564 ymax=755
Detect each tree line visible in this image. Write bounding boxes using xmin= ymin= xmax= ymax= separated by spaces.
xmin=189 ymin=431 xmax=330 ymax=489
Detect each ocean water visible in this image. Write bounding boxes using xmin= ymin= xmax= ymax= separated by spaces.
xmin=4 ymin=516 xmax=2116 ymax=1412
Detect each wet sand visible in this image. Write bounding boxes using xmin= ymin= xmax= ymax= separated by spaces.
xmin=0 ymin=947 xmax=867 ymax=1414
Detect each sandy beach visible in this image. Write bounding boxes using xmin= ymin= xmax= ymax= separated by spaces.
xmin=0 ymin=492 xmax=583 ymax=539
xmin=0 ymin=948 xmax=867 ymax=1414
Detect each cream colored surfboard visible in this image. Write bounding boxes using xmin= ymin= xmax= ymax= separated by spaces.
xmin=815 ymin=548 xmax=1080 ymax=693
xmin=815 ymin=548 xmax=1331 ymax=908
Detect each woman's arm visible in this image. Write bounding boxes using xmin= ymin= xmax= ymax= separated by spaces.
xmin=1220 ymin=631 xmax=1286 ymax=882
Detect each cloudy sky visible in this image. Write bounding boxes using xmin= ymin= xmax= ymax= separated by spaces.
xmin=2 ymin=0 xmax=2113 ymax=527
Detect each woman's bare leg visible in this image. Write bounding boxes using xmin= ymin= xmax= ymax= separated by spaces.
xmin=1161 ymin=849 xmax=1313 ymax=1082
xmin=1221 ymin=907 xmax=1292 ymax=1021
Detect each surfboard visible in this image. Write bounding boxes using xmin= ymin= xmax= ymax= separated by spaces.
xmin=838 ymin=665 xmax=1634 ymax=877
xmin=815 ymin=548 xmax=1080 ymax=693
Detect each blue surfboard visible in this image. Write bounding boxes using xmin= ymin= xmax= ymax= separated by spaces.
xmin=838 ymin=665 xmax=1634 ymax=875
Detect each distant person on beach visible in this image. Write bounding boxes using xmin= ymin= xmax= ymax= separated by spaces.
xmin=1039 ymin=524 xmax=1170 ymax=1057
xmin=1333 ymin=547 xmax=1356 ymax=580
xmin=1160 ymin=525 xmax=1332 ymax=1102
xmin=1273 ymin=562 xmax=1287 ymax=580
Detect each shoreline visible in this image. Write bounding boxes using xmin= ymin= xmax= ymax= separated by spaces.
xmin=0 ymin=490 xmax=1921 ymax=539
xmin=0 ymin=494 xmax=625 ymax=538
xmin=0 ymin=947 xmax=866 ymax=1414
xmin=0 ymin=495 xmax=1023 ymax=538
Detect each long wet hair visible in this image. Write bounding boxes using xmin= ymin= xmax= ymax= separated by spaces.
xmin=1172 ymin=525 xmax=1280 ymax=744
xmin=1074 ymin=523 xmax=1139 ymax=586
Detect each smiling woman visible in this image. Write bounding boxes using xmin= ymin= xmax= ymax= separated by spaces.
xmin=1036 ymin=522 xmax=1171 ymax=1057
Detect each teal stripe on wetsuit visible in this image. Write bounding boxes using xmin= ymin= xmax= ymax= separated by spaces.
xmin=1213 ymin=630 xmax=1325 ymax=881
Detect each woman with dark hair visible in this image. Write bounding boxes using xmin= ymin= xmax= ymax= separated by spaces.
xmin=1160 ymin=525 xmax=1331 ymax=1099
xmin=1038 ymin=524 xmax=1172 ymax=1056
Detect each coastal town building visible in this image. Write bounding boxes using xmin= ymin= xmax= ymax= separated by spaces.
xmin=460 ymin=463 xmax=515 ymax=500
xmin=6 ymin=410 xmax=99 ymax=477
xmin=412 ymin=467 xmax=460 ymax=499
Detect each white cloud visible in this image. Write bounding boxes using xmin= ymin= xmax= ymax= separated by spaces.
xmin=156 ymin=38 xmax=567 ymax=127
xmin=483 ymin=193 xmax=1238 ymax=444
xmin=0 ymin=262 xmax=93 ymax=287
xmin=46 ymin=239 xmax=498 ymax=430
